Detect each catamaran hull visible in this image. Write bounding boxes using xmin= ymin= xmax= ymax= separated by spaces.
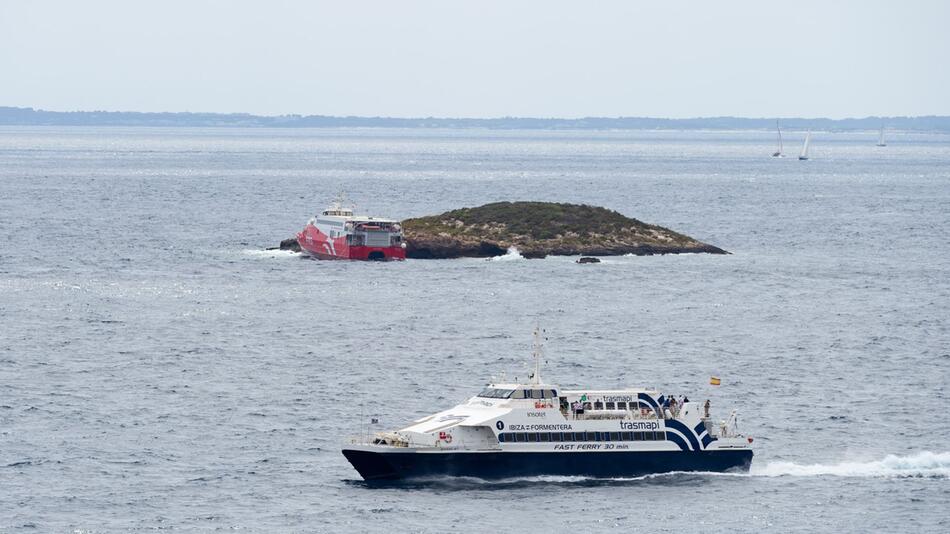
xmin=342 ymin=448 xmax=753 ymax=481
xmin=299 ymin=244 xmax=406 ymax=261
xmin=296 ymin=228 xmax=406 ymax=261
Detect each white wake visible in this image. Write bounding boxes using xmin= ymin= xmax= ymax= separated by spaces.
xmin=400 ymin=452 xmax=950 ymax=486
xmin=752 ymin=451 xmax=950 ymax=479
xmin=242 ymin=249 xmax=300 ymax=259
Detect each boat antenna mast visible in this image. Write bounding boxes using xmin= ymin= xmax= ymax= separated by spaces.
xmin=331 ymin=190 xmax=354 ymax=212
xmin=530 ymin=323 xmax=545 ymax=385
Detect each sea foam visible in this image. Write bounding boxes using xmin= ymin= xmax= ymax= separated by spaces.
xmin=242 ymin=249 xmax=300 ymax=259
xmin=487 ymin=246 xmax=525 ymax=261
xmin=752 ymin=451 xmax=950 ymax=479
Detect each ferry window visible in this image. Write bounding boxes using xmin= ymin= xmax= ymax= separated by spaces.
xmin=644 ymin=432 xmax=656 ymax=441
xmin=577 ymin=432 xmax=588 ymax=442
xmin=477 ymin=388 xmax=514 ymax=399
xmin=515 ymin=433 xmax=526 ymax=443
xmin=511 ymin=390 xmax=525 ymax=399
xmin=539 ymin=433 xmax=550 ymax=442
xmin=609 ymin=432 xmax=620 ymax=441
xmin=617 ymin=402 xmax=627 ymax=410
xmin=621 ymin=432 xmax=632 ymax=441
xmin=550 ymin=389 xmax=558 ymax=397
xmin=498 ymin=433 xmax=506 ymax=443
xmin=564 ymin=432 xmax=575 ymax=442
xmin=528 ymin=433 xmax=539 ymax=442
xmin=593 ymin=401 xmax=603 ymax=410
xmin=633 ymin=431 xmax=643 ymax=441
xmin=593 ymin=432 xmax=602 ymax=441
xmin=551 ymin=432 xmax=563 ymax=442
xmin=530 ymin=389 xmax=542 ymax=399
xmin=605 ymin=402 xmax=615 ymax=410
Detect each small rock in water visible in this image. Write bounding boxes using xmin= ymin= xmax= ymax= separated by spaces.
xmin=576 ymin=257 xmax=601 ymax=264
xmin=278 ymin=237 xmax=301 ymax=252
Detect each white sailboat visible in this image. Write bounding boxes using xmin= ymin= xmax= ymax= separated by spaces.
xmin=876 ymin=124 xmax=887 ymax=147
xmin=798 ymin=131 xmax=811 ymax=160
xmin=771 ymin=120 xmax=785 ymax=157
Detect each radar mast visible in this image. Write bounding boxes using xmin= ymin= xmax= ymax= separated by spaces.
xmin=530 ymin=324 xmax=544 ymax=385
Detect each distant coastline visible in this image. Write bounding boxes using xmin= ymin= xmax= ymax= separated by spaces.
xmin=2 ymin=106 xmax=949 ymax=132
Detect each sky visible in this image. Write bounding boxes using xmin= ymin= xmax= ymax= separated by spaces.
xmin=1 ymin=0 xmax=948 ymax=118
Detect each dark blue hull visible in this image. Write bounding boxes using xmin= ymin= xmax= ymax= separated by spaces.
xmin=342 ymin=448 xmax=753 ymax=480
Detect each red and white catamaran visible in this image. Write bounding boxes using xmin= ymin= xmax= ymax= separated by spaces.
xmin=296 ymin=198 xmax=406 ymax=261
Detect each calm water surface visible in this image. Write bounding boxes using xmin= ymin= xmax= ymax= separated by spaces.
xmin=1 ymin=127 xmax=949 ymax=532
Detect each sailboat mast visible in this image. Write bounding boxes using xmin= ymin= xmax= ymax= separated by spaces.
xmin=777 ymin=120 xmax=783 ymax=153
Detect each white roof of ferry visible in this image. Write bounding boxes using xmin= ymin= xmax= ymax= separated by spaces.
xmin=317 ymin=212 xmax=397 ymax=223
xmin=562 ymin=388 xmax=660 ymax=394
xmin=487 ymin=384 xmax=657 ymax=394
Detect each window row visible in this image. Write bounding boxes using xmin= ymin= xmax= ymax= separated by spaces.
xmin=498 ymin=431 xmax=665 ymax=443
xmin=478 ymin=388 xmax=559 ymax=400
xmin=574 ymin=401 xmax=646 ymax=411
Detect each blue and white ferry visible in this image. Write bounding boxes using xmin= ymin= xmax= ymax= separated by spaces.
xmin=343 ymin=330 xmax=753 ymax=480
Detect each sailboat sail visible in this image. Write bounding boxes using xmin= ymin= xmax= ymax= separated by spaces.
xmin=877 ymin=125 xmax=886 ymax=147
xmin=799 ymin=131 xmax=811 ymax=160
xmin=772 ymin=120 xmax=784 ymax=157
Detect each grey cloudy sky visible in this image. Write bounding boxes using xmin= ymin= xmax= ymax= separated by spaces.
xmin=1 ymin=0 xmax=947 ymax=118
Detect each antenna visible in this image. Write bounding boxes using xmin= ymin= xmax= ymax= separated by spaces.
xmin=531 ymin=323 xmax=544 ymax=385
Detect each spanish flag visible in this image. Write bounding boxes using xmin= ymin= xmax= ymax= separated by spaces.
xmin=710 ymin=376 xmax=721 ymax=386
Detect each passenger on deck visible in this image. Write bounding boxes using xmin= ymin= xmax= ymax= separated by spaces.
xmin=704 ymin=399 xmax=711 ymax=418
xmin=572 ymin=401 xmax=583 ymax=416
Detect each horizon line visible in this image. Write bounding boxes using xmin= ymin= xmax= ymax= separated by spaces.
xmin=3 ymin=106 xmax=950 ymax=132
xmin=3 ymin=105 xmax=948 ymax=122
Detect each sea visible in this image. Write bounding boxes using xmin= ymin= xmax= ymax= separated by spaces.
xmin=1 ymin=126 xmax=948 ymax=533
